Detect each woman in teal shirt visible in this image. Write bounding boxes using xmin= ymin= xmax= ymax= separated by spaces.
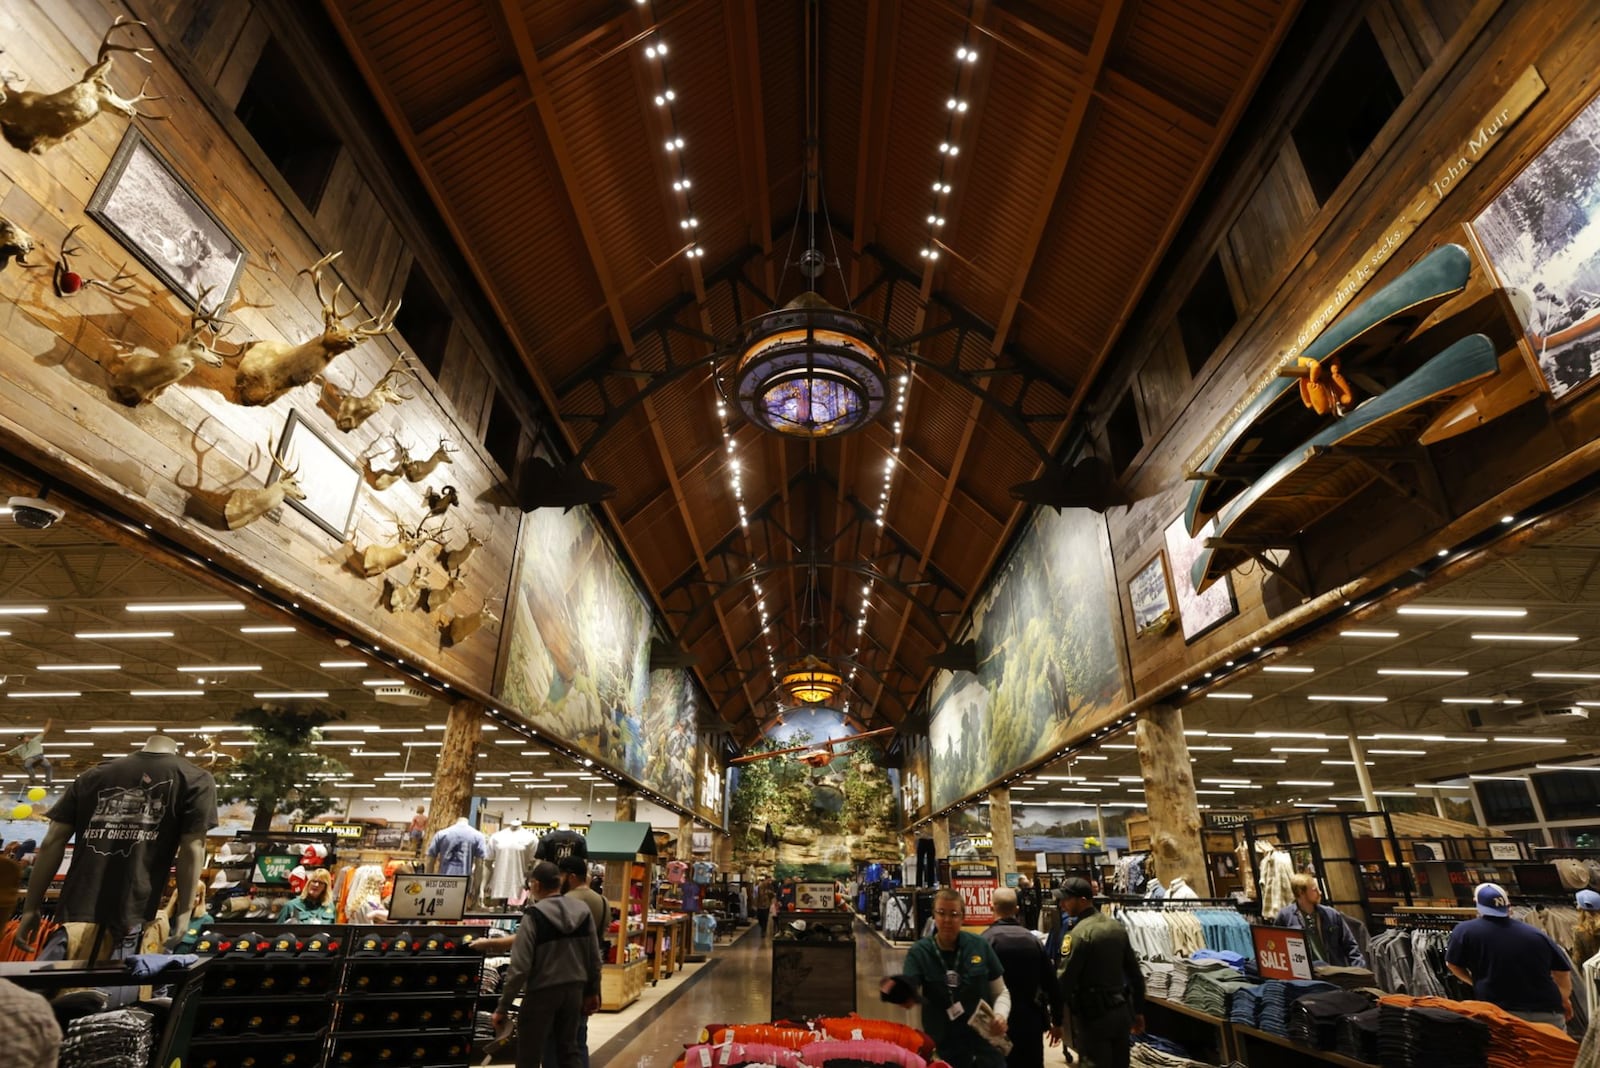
xmin=278 ymin=869 xmax=336 ymax=924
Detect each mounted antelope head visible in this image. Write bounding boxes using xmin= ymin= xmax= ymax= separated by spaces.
xmin=0 ymin=216 xmax=35 ymax=270
xmin=362 ymin=434 xmax=405 ymax=491
xmin=439 ymin=526 xmax=484 ymax=572
xmin=439 ymin=597 xmax=501 ymax=647
xmin=316 ymin=354 xmax=414 ymax=432
xmin=0 ymin=17 xmax=164 ymax=154
xmin=384 ymin=564 xmax=432 ymax=613
xmin=343 ymin=518 xmax=428 ymax=578
xmin=107 ymin=288 xmax=230 ymax=405
xmin=401 ymin=436 xmax=456 ymax=482
xmin=235 ymin=251 xmax=400 ymax=406
xmin=223 ymin=435 xmax=304 ymax=530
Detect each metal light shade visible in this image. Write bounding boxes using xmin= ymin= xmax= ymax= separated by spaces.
xmin=732 ymin=292 xmax=888 ymax=438
xmin=783 ymin=658 xmax=844 ymax=704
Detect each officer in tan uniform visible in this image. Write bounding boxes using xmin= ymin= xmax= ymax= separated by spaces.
xmin=1054 ymin=877 xmax=1144 ymax=1068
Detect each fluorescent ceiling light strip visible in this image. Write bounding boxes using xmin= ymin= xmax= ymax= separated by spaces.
xmin=1471 ymin=633 xmax=1578 ymax=642
xmin=1187 ymin=745 xmax=1234 ymax=752
xmin=320 ymin=661 xmax=367 ymax=669
xmin=1101 ymin=743 xmax=1137 ymax=750
xmin=1377 ymin=668 xmax=1468 ymax=677
xmin=362 ymin=679 xmax=405 ymax=687
xmin=1232 ymin=758 xmax=1286 ymax=764
xmin=240 ymin=625 xmax=295 ymax=634
xmin=177 ymin=665 xmax=260 ymax=673
xmin=130 ymin=690 xmax=204 ymax=697
xmin=1308 ymin=694 xmax=1387 ymax=703
xmin=253 ymin=691 xmax=328 ymax=699
xmin=1322 ymin=760 xmax=1374 ymax=766
xmin=1341 ymin=629 xmax=1399 ymax=638
xmin=76 ymin=630 xmax=173 ymax=639
xmin=1396 ymin=605 xmax=1525 ymax=618
xmin=1374 ymin=790 xmax=1417 ymax=797
xmin=1294 ymin=803 xmax=1336 ymax=809
xmin=1368 ymin=749 xmax=1426 ymax=755
xmin=1270 ymin=747 xmax=1329 ymax=753
xmin=1441 ymin=698 xmax=1497 ymax=705
xmin=320 ymin=725 xmax=378 ymax=732
xmin=65 ymin=726 xmax=154 ymax=733
xmin=1262 ymin=666 xmax=1314 ymax=674
xmin=5 ymin=691 xmax=81 ymax=698
xmin=1279 ymin=780 xmax=1335 ymax=787
xmin=1532 ymin=672 xmax=1600 ymax=680
xmin=1492 ymin=736 xmax=1565 ymax=745
xmin=126 ymin=602 xmax=244 ymax=613
xmin=1535 ymin=764 xmax=1600 ymax=772
xmin=1204 ymin=693 xmax=1252 ymax=700
xmin=36 ymin=663 xmax=119 ymax=671
xmin=0 ymin=606 xmax=48 ymax=615
xmin=1469 ymin=774 xmax=1527 ymax=781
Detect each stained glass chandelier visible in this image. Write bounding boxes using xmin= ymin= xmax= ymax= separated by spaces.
xmin=731 ymin=291 xmax=889 ymax=438
xmin=783 ymin=656 xmax=844 ymax=704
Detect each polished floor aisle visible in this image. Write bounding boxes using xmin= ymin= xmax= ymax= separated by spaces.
xmin=593 ymin=920 xmax=917 ymax=1068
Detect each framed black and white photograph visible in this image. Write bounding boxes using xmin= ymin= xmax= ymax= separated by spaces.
xmin=274 ymin=409 xmax=361 ymax=540
xmin=1163 ymin=512 xmax=1237 ymax=643
xmin=87 ymin=127 xmax=248 ymax=309
xmin=1470 ymin=90 xmax=1600 ymax=404
xmin=1128 ymin=551 xmax=1175 ymax=638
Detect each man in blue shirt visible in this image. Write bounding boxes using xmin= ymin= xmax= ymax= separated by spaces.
xmin=1445 ymin=882 xmax=1573 ymax=1027
xmin=1273 ymin=873 xmax=1366 ymax=968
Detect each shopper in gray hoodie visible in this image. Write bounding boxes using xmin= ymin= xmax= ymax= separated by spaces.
xmin=492 ymin=860 xmax=603 ymax=1067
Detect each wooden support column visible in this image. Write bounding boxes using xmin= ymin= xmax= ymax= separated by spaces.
xmin=989 ymin=787 xmax=1017 ymax=881
xmin=1136 ymin=704 xmax=1207 ymax=892
xmin=931 ymin=817 xmax=951 ymax=883
xmin=678 ymin=813 xmax=696 ymax=860
xmin=1344 ymin=716 xmax=1385 ymax=839
xmin=614 ymin=790 xmax=638 ymax=821
xmin=715 ymin=831 xmax=733 ymax=870
xmin=424 ymin=697 xmax=483 ymax=854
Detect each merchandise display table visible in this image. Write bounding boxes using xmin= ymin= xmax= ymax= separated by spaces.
xmin=1140 ymin=995 xmax=1234 ymax=1064
xmin=1229 ymin=1023 xmax=1376 ymax=1068
xmin=645 ymin=917 xmax=680 ymax=983
xmin=2 ymin=957 xmax=210 ymax=1068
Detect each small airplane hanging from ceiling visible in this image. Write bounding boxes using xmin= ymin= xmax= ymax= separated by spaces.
xmin=729 ymin=725 xmax=896 ymax=767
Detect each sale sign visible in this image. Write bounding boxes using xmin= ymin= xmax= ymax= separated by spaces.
xmin=951 ymin=862 xmax=998 ymax=924
xmin=1251 ymin=925 xmax=1313 ymax=980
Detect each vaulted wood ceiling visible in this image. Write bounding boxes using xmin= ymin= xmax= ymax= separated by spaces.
xmin=324 ymin=0 xmax=1299 ymax=744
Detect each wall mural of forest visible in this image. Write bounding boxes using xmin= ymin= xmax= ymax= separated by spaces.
xmin=927 ymin=507 xmax=1126 ymax=810
xmin=498 ymin=500 xmax=699 ymax=804
xmin=944 ymin=804 xmax=1131 ymax=857
xmin=729 ymin=730 xmax=899 ymax=879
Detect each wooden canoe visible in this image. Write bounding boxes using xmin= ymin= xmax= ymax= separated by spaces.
xmin=1191 ymin=333 xmax=1499 ymax=595
xmin=1184 ymin=243 xmax=1472 ymax=536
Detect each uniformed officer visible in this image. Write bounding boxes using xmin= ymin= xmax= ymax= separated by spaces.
xmin=1054 ymin=877 xmax=1144 ymax=1068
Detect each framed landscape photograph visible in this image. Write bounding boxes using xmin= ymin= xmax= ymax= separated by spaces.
xmin=1470 ymin=90 xmax=1600 ymax=403
xmin=275 ymin=409 xmax=361 ymax=539
xmin=88 ymin=127 xmax=248 ymax=309
xmin=1128 ymin=551 xmax=1175 ymax=637
xmin=1163 ymin=513 xmax=1237 ymax=643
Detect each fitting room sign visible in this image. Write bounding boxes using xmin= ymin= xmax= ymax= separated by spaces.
xmin=951 ymin=862 xmax=998 ymax=924
xmin=388 ymin=874 xmax=468 ymax=921
xmin=1252 ymin=925 xmax=1313 ymax=980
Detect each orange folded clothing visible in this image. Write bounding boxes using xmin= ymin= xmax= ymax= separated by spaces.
xmin=1377 ymin=994 xmax=1575 ymax=1068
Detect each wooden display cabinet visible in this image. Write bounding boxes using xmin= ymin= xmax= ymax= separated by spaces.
xmin=600 ymin=855 xmax=651 ymax=1010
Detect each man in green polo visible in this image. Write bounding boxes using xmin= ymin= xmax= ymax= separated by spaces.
xmin=1055 ymin=877 xmax=1144 ymax=1068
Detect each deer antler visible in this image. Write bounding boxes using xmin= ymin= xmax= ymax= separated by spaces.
xmin=303 ymin=250 xmax=363 ymax=328
xmin=95 ymin=16 xmax=155 ymax=68
xmin=266 ymin=434 xmax=299 ymax=480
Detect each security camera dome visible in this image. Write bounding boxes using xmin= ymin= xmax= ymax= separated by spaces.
xmin=7 ymin=497 xmax=65 ymax=530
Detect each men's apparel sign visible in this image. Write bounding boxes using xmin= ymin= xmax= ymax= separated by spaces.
xmin=951 ymin=862 xmax=998 ymax=925
xmin=388 ymin=874 xmax=469 ymax=921
xmin=1252 ymin=925 xmax=1313 ymax=980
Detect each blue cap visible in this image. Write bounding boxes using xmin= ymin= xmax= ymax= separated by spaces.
xmin=1474 ymin=882 xmax=1510 ymax=917
xmin=1577 ymin=889 xmax=1600 ymax=911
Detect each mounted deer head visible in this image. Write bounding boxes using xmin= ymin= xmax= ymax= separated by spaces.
xmin=343 ymin=518 xmax=428 ymax=578
xmin=0 ymin=216 xmax=35 ymax=270
xmin=439 ymin=526 xmax=484 ymax=572
xmin=419 ymin=566 xmax=468 ymax=613
xmin=53 ymin=224 xmax=137 ymax=298
xmin=235 ymin=250 xmax=400 ymax=406
xmin=0 ymin=17 xmax=165 ymax=154
xmin=316 ymin=354 xmax=414 ymax=432
xmin=362 ymin=434 xmax=405 ymax=491
xmin=401 ymin=436 xmax=456 ymax=482
xmin=384 ymin=564 xmax=432 ymax=613
xmin=107 ymin=287 xmax=229 ymax=405
xmin=223 ymin=434 xmax=304 ymax=529
xmin=439 ymin=597 xmax=501 ymax=647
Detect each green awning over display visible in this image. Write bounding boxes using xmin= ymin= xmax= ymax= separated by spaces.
xmin=585 ymin=821 xmax=658 ymax=859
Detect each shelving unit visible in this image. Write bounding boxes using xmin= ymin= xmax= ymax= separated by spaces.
xmin=771 ymin=911 xmax=855 ymax=1020
xmin=1230 ymin=1023 xmax=1375 ymax=1067
xmin=3 ymin=958 xmax=210 ymax=1068
xmin=587 ymin=821 xmax=659 ymax=1012
xmin=1244 ymin=812 xmax=1412 ymax=927
xmin=1141 ymin=996 xmax=1233 ymax=1064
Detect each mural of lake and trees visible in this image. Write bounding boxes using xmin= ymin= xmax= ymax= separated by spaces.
xmin=498 ymin=501 xmax=698 ymax=803
xmin=928 ymin=508 xmax=1126 ymax=811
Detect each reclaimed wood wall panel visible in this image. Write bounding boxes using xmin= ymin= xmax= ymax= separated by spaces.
xmin=0 ymin=0 xmax=524 ymax=699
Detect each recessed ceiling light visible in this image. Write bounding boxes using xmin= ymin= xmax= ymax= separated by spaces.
xmin=1307 ymin=694 xmax=1387 ymax=703
xmin=75 ymin=630 xmax=173 ymax=640
xmin=177 ymin=665 xmax=261 ymax=673
xmin=240 ymin=625 xmax=296 ymax=634
xmin=35 ymin=663 xmax=120 ymax=671
xmin=1396 ymin=605 xmax=1525 ymax=618
xmin=253 ymin=691 xmax=329 ymax=699
xmin=126 ymin=602 xmax=244 ymax=613
xmin=1377 ymin=668 xmax=1468 ymax=677
xmin=1471 ymin=633 xmax=1578 ymax=643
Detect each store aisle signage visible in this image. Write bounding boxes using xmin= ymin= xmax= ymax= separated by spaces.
xmin=388 ymin=874 xmax=468 ymax=921
xmin=951 ymin=862 xmax=997 ymax=924
xmin=1252 ymin=925 xmax=1312 ymax=980
xmin=292 ymin=822 xmax=366 ymax=839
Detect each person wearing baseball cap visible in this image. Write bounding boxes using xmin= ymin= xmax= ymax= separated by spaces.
xmin=1574 ymin=889 xmax=1600 ymax=966
xmin=1444 ymin=882 xmax=1573 ymax=1027
xmin=1055 ymin=877 xmax=1144 ymax=1068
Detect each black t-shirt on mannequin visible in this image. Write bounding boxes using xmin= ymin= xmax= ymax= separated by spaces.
xmin=534 ymin=829 xmax=588 ymax=864
xmin=46 ymin=751 xmax=218 ymax=930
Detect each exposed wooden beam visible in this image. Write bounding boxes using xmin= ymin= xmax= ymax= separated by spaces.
xmin=723 ymin=0 xmax=778 ymax=298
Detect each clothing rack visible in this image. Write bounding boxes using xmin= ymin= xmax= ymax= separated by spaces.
xmin=1375 ymin=909 xmax=1468 ymax=929
xmin=1112 ymin=897 xmax=1244 ymax=908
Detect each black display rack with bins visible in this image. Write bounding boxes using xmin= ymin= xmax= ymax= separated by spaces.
xmin=192 ymin=923 xmax=487 ymax=1068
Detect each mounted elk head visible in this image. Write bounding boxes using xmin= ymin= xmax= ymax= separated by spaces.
xmin=439 ymin=526 xmax=483 ymax=572
xmin=53 ymin=224 xmax=137 ymax=298
xmin=343 ymin=518 xmax=431 ymax=579
xmin=439 ymin=598 xmax=501 ymax=648
xmin=316 ymin=354 xmax=414 ymax=432
xmin=401 ymin=436 xmax=456 ymax=482
xmin=223 ymin=435 xmax=304 ymax=530
xmin=235 ymin=251 xmax=400 ymax=406
xmin=0 ymin=216 xmax=36 ymax=270
xmin=0 ymin=17 xmax=165 ymax=154
xmin=361 ymin=434 xmax=405 ymax=491
xmin=107 ymin=288 xmax=229 ymax=405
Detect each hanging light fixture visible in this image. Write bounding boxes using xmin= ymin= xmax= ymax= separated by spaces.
xmin=783 ymin=655 xmax=843 ymax=705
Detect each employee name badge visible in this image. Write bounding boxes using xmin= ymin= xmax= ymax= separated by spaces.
xmin=947 ymin=1001 xmax=966 ymax=1020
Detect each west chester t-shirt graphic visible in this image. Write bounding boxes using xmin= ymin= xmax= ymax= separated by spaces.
xmin=81 ymin=774 xmax=171 ymax=856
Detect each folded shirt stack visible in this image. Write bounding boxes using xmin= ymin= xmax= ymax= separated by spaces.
xmin=1376 ymin=1001 xmax=1489 ymax=1068
xmin=1335 ymin=1006 xmax=1382 ymax=1063
xmin=1182 ymin=966 xmax=1255 ymax=1018
xmin=1286 ymin=990 xmax=1377 ymax=1050
xmin=1311 ymin=964 xmax=1378 ymax=990
xmin=1141 ymin=959 xmax=1177 ymax=999
xmin=1228 ymin=984 xmax=1263 ymax=1029
xmin=1130 ymin=1038 xmax=1212 ymax=1068
xmin=1378 ymin=994 xmax=1577 ymax=1068
xmin=1257 ymin=979 xmax=1339 ymax=1036
xmin=58 ymin=1008 xmax=156 ymax=1068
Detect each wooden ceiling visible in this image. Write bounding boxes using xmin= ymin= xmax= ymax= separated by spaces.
xmin=324 ymin=0 xmax=1299 ymax=742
